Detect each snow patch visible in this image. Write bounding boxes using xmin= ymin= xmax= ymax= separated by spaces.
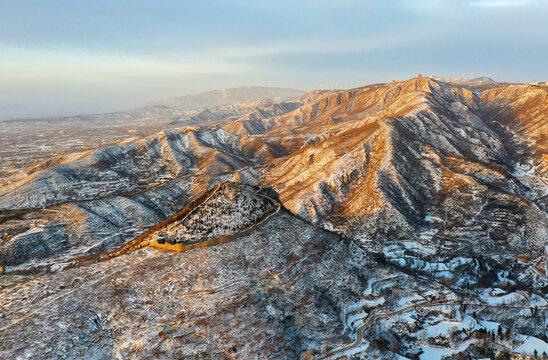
xmin=514 ymin=336 xmax=548 ymax=356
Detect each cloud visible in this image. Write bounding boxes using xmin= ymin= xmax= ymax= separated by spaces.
xmin=0 ymin=29 xmax=434 ymax=84
xmin=469 ymin=0 xmax=536 ymax=8
xmin=0 ymin=46 xmax=253 ymax=83
xmin=206 ymin=31 xmax=437 ymax=59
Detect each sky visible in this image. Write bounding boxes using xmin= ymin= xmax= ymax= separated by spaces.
xmin=0 ymin=0 xmax=547 ymax=113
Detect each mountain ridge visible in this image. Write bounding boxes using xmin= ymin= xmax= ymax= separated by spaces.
xmin=0 ymin=76 xmax=547 ymax=359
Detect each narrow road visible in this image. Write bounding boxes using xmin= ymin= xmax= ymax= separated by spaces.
xmin=316 ymin=299 xmax=451 ymax=359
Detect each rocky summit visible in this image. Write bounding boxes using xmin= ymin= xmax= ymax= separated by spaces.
xmin=0 ymin=77 xmax=547 ymax=359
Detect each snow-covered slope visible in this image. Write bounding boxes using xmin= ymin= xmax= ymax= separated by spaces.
xmin=1 ymin=76 xmax=546 ymax=359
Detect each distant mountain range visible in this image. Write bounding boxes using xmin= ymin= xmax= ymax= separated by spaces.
xmin=1 ymin=86 xmax=305 ymax=126
xmin=145 ymin=86 xmax=304 ymax=110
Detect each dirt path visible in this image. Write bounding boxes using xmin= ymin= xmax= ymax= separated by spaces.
xmin=316 ymin=299 xmax=451 ymax=359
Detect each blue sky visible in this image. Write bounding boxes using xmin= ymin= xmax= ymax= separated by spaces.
xmin=0 ymin=0 xmax=547 ymax=111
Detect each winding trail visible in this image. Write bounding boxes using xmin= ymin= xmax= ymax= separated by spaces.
xmin=316 ymin=299 xmax=451 ymax=360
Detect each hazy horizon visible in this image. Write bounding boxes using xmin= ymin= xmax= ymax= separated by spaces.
xmin=1 ymin=0 xmax=547 ymax=113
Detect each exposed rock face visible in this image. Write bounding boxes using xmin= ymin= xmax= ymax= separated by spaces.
xmin=0 ymin=77 xmax=547 ymax=359
xmin=480 ymin=84 xmax=548 ymax=179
